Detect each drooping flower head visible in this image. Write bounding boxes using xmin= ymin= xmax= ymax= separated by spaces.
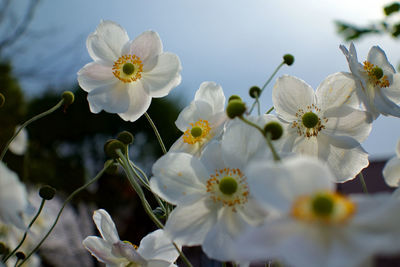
xmin=340 ymin=43 xmax=400 ymax=120
xmin=78 ymin=20 xmax=182 ymax=122
xmin=83 ymin=209 xmax=179 ymax=267
xmin=272 ymin=73 xmax=372 ymax=182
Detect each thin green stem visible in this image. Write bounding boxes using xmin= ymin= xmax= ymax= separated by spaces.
xmin=0 ymin=99 xmax=64 ymax=161
xmin=238 ymin=116 xmax=280 ymax=161
xmin=358 ymin=172 xmax=368 ymax=194
xmin=266 ymin=106 xmax=274 ymax=114
xmin=144 ymin=112 xmax=167 ymax=154
xmin=249 ymin=62 xmax=284 ymax=114
xmin=4 ymin=199 xmax=46 ymax=262
xmin=17 ymin=161 xmax=112 ymax=267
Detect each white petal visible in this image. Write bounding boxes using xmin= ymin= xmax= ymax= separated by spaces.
xmin=87 ymin=82 xmax=130 ymax=114
xmin=199 ymin=141 xmax=226 ymax=172
xmin=168 ymin=136 xmax=203 ymax=155
xmin=272 ymin=75 xmax=316 ymax=121
xmin=9 ymin=126 xmax=28 ymax=155
xmin=117 ymin=82 xmax=152 ymax=122
xmin=112 ymin=242 xmax=146 ymax=264
xmin=82 ymin=236 xmax=121 ymax=265
xmin=87 ymin=20 xmax=129 ymax=64
xmin=93 ymin=209 xmax=120 ymax=243
xmin=150 ymin=152 xmax=208 ymax=205
xmin=141 ymin=53 xmax=182 ymax=98
xmin=123 ymin=31 xmax=163 ymax=71
xmin=374 ymin=89 xmax=400 ymax=118
xmin=137 ymin=229 xmax=179 ymax=262
xmin=382 ymin=73 xmax=400 ymax=104
xmin=145 ymin=260 xmax=177 ymax=267
xmin=164 ymin=198 xmax=217 ymax=246
xmin=383 ymin=157 xmax=400 ymax=187
xmin=194 ymin=82 xmax=226 ymax=113
xmin=77 ymin=62 xmax=115 ymax=92
xmin=175 ymin=100 xmax=214 ymax=131
xmin=397 ymin=139 xmax=400 ymax=157
xmin=367 ymin=46 xmax=396 ymax=74
xmin=323 ymin=105 xmax=372 ymax=143
xmin=315 ymin=72 xmax=359 ymax=110
xmin=292 ymin=136 xmax=318 ymax=156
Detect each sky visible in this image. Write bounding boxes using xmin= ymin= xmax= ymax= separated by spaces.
xmin=6 ymin=0 xmax=400 ymax=159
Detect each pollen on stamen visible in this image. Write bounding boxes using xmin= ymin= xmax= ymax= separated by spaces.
xmin=182 ymin=119 xmax=211 ymax=145
xmin=363 ymin=61 xmax=390 ymax=88
xmin=112 ymin=54 xmax=144 ymax=83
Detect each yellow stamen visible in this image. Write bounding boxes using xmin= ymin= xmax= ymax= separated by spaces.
xmin=182 ymin=119 xmax=211 ymax=145
xmin=363 ymin=61 xmax=390 ymax=88
xmin=113 ymin=55 xmax=143 ymax=83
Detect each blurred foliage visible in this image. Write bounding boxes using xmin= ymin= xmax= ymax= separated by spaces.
xmin=336 ymin=2 xmax=400 ymax=40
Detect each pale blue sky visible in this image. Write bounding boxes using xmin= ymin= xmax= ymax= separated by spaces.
xmin=7 ymin=0 xmax=400 ymax=158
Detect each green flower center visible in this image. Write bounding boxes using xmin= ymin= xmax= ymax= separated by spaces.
xmin=219 ymin=176 xmax=238 ymax=195
xmin=311 ymin=194 xmax=334 ymax=216
xmin=122 ymin=63 xmax=135 ymax=75
xmin=302 ymin=112 xmax=319 ymax=128
xmin=190 ymin=126 xmax=203 ymax=138
xmin=372 ymin=66 xmax=384 ymax=80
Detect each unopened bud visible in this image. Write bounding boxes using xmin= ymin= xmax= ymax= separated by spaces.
xmin=16 ymin=251 xmax=26 ymax=260
xmin=62 ymin=91 xmax=75 ymax=106
xmin=264 ymin=121 xmax=283 ymax=140
xmin=249 ymin=86 xmax=261 ymax=99
xmin=39 ymin=185 xmax=56 ymax=200
xmin=228 ymin=95 xmax=242 ymax=102
xmin=0 ymin=242 xmax=6 ymax=254
xmin=283 ymin=54 xmax=295 ymax=66
xmin=104 ymin=139 xmax=126 ymax=159
xmin=0 ymin=93 xmax=5 ymax=108
xmin=226 ymin=100 xmax=246 ymax=119
xmin=117 ymin=131 xmax=134 ymax=145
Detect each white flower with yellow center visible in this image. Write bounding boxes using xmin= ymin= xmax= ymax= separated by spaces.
xmin=383 ymin=138 xmax=400 ymax=187
xmin=272 ymin=74 xmax=372 ymax=182
xmin=169 ymin=81 xmax=227 ymax=155
xmin=340 ymin=43 xmax=400 ymax=120
xmin=83 ymin=209 xmax=179 ymax=267
xmin=150 ymin=137 xmax=269 ymax=261
xmin=78 ymin=20 xmax=182 ymax=122
xmin=234 ymin=156 xmax=400 ymax=267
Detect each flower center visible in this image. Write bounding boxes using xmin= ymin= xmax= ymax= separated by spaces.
xmin=291 ymin=104 xmax=327 ymax=138
xmin=206 ymin=168 xmax=249 ymax=212
xmin=291 ymin=191 xmax=356 ymax=224
xmin=363 ymin=61 xmax=390 ymax=88
xmin=113 ymin=55 xmax=144 ymax=83
xmin=182 ymin=119 xmax=211 ymax=145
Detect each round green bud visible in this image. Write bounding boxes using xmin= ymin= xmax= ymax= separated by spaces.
xmin=39 ymin=185 xmax=56 ymax=200
xmin=117 ymin=131 xmax=134 ymax=145
xmin=249 ymin=86 xmax=261 ymax=99
xmin=264 ymin=121 xmax=283 ymax=140
xmin=62 ymin=91 xmax=75 ymax=106
xmin=105 ymin=160 xmax=119 ymax=175
xmin=123 ymin=63 xmax=135 ymax=75
xmin=104 ymin=139 xmax=126 ymax=159
xmin=228 ymin=95 xmax=242 ymax=102
xmin=0 ymin=242 xmax=6 ymax=254
xmin=372 ymin=66 xmax=384 ymax=80
xmin=16 ymin=251 xmax=26 ymax=260
xmin=226 ymin=99 xmax=246 ymax=119
xmin=219 ymin=176 xmax=238 ymax=195
xmin=190 ymin=126 xmax=203 ymax=138
xmin=283 ymin=54 xmax=295 ymax=66
xmin=0 ymin=93 xmax=5 ymax=108
xmin=302 ymin=112 xmax=319 ymax=128
xmin=153 ymin=207 xmax=166 ymax=220
xmin=312 ymin=194 xmax=334 ymax=216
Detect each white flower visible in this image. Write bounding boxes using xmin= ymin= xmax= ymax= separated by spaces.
xmin=340 ymin=43 xmax=400 ymax=120
xmin=234 ymin=156 xmax=400 ymax=267
xmin=9 ymin=126 xmax=28 ymax=155
xmin=272 ymin=73 xmax=372 ymax=182
xmin=383 ymin=138 xmax=400 ymax=187
xmin=83 ymin=209 xmax=179 ymax=267
xmin=0 ymin=161 xmax=29 ymax=229
xmin=169 ymin=82 xmax=227 ymax=155
xmin=150 ymin=121 xmax=270 ymax=261
xmin=78 ymin=20 xmax=182 ymax=122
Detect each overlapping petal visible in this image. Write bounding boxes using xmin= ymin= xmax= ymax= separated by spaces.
xmin=117 ymin=82 xmax=152 ymax=122
xmin=87 ymin=82 xmax=130 ymax=114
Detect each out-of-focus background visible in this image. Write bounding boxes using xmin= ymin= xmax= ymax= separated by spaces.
xmin=1 ymin=0 xmax=400 ymax=266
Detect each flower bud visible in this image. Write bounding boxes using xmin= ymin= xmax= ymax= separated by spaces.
xmin=39 ymin=185 xmax=56 ymax=200
xmin=0 ymin=93 xmax=5 ymax=108
xmin=0 ymin=242 xmax=6 ymax=254
xmin=117 ymin=131 xmax=134 ymax=145
xmin=104 ymin=139 xmax=126 ymax=159
xmin=226 ymin=100 xmax=246 ymax=119
xmin=16 ymin=251 xmax=26 ymax=260
xmin=264 ymin=121 xmax=283 ymax=140
xmin=62 ymin=91 xmax=75 ymax=106
xmin=228 ymin=95 xmax=242 ymax=102
xmin=249 ymin=86 xmax=261 ymax=99
xmin=283 ymin=54 xmax=295 ymax=66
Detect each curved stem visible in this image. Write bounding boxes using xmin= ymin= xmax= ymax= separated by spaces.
xmin=358 ymin=172 xmax=368 ymax=194
xmin=17 ymin=161 xmax=112 ymax=267
xmin=144 ymin=112 xmax=167 ymax=154
xmin=266 ymin=106 xmax=274 ymax=114
xmin=4 ymin=199 xmax=46 ymax=262
xmin=0 ymin=99 xmax=64 ymax=161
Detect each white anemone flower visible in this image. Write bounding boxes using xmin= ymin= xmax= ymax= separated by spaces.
xmin=0 ymin=161 xmax=28 ymax=229
xmin=340 ymin=43 xmax=400 ymax=120
xmin=78 ymin=20 xmax=182 ymax=122
xmin=9 ymin=126 xmax=28 ymax=155
xmin=169 ymin=81 xmax=227 ymax=156
xmin=150 ymin=125 xmax=270 ymax=261
xmin=272 ymin=73 xmax=372 ymax=182
xmin=383 ymin=138 xmax=400 ymax=187
xmin=234 ymin=156 xmax=400 ymax=267
xmin=83 ymin=209 xmax=179 ymax=267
